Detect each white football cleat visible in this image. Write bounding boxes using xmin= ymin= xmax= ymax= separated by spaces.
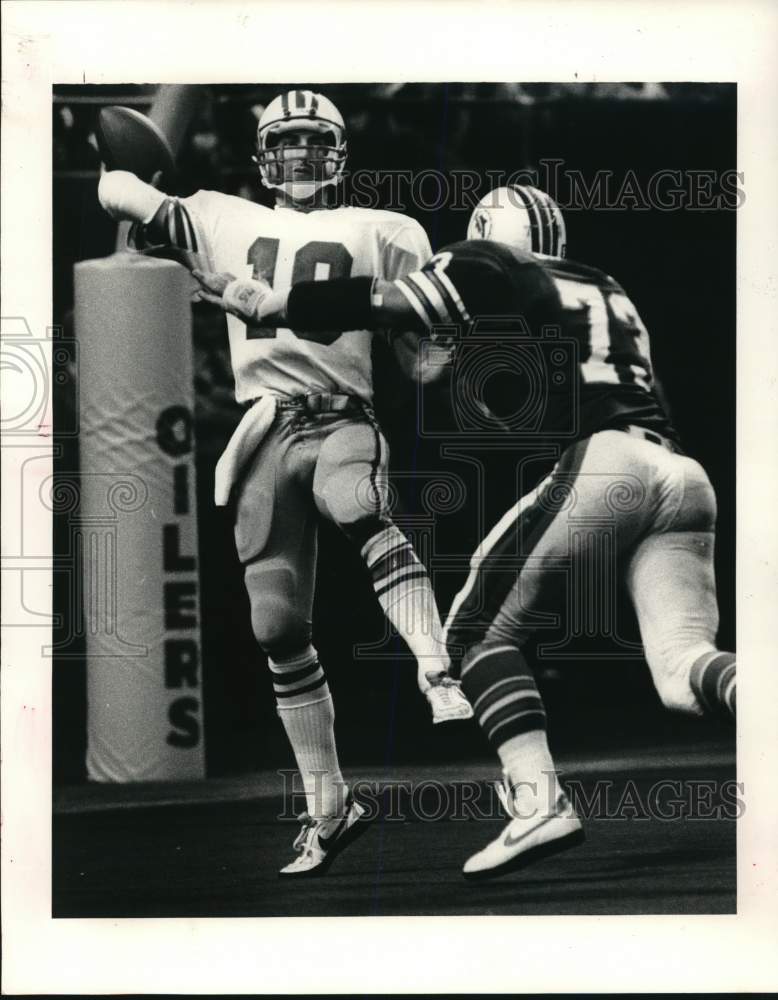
xmin=279 ymin=790 xmax=371 ymax=878
xmin=463 ymin=775 xmax=584 ymax=880
xmin=424 ymin=671 xmax=474 ymax=724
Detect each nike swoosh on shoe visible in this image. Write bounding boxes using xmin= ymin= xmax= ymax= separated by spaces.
xmin=316 ymin=799 xmax=353 ymax=849
xmin=502 ymin=796 xmax=572 ymax=848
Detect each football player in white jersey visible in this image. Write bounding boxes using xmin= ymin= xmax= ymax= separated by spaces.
xmin=98 ymin=89 xmax=472 ymax=878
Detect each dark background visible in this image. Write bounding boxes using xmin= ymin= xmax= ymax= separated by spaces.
xmin=52 ymin=83 xmax=736 ymax=782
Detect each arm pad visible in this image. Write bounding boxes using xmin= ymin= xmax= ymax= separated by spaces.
xmin=97 ymin=170 xmax=166 ymax=223
xmin=285 ymin=276 xmax=377 ymax=343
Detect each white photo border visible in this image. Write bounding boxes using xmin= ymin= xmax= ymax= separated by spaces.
xmin=2 ymin=0 xmax=777 ymax=993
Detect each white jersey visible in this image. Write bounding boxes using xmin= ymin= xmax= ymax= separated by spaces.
xmin=179 ymin=192 xmax=431 ymax=403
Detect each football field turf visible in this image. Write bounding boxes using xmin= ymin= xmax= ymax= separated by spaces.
xmin=53 ymin=739 xmax=736 ymax=917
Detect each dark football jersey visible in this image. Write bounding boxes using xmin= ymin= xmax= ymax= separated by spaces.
xmin=394 ymin=239 xmax=679 ymax=448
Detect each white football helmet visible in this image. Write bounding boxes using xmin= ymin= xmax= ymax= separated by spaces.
xmin=255 ymin=90 xmax=347 ymax=203
xmin=467 ymin=185 xmax=567 ymax=258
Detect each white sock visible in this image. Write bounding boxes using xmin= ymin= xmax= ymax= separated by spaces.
xmin=361 ymin=524 xmax=449 ymax=691
xmin=270 ymin=647 xmax=346 ymax=820
xmin=498 ymin=729 xmax=560 ymax=817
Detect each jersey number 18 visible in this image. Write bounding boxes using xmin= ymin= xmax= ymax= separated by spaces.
xmin=245 ymin=237 xmax=353 ymax=340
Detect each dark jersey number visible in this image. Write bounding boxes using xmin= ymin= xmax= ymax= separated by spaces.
xmin=552 ymin=275 xmax=652 ymax=388
xmin=245 ymin=237 xmax=353 ymax=340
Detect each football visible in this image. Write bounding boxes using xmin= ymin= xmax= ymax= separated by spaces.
xmin=95 ymin=105 xmax=176 ymax=184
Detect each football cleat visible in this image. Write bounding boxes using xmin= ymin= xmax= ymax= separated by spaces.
xmin=424 ymin=671 xmax=475 ymax=724
xmin=463 ymin=775 xmax=584 ymax=880
xmin=278 ymin=790 xmax=371 ymax=878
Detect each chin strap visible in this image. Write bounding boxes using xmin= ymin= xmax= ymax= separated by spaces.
xmin=254 ymin=156 xmax=343 ymax=204
xmin=276 ymin=180 xmax=320 ymax=202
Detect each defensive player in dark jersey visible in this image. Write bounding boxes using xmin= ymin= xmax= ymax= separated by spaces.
xmin=194 ymin=184 xmax=736 ymax=880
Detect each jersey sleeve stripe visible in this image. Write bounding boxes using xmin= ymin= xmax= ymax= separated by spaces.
xmin=408 ymin=271 xmax=454 ymax=323
xmin=173 ymin=204 xmax=186 ymax=247
xmin=425 ymin=267 xmax=470 ymax=323
xmin=395 ymin=276 xmax=437 ymax=329
xmin=180 ymin=205 xmax=199 ymax=251
xmin=164 ymin=203 xmax=176 ymax=244
xmin=166 ymin=200 xmax=198 ymax=251
xmin=432 ymin=264 xmax=471 ymax=323
xmin=170 ymin=204 xmax=184 ymax=248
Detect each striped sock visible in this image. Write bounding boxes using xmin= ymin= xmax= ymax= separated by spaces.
xmin=690 ymin=650 xmax=736 ymax=719
xmin=361 ymin=524 xmax=449 ymax=688
xmin=460 ymin=643 xmax=548 ymax=745
xmin=270 ymin=646 xmax=345 ymax=819
xmin=461 ymin=643 xmax=557 ymax=809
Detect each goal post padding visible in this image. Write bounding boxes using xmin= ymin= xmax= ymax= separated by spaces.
xmin=74 ymin=253 xmax=206 ymax=781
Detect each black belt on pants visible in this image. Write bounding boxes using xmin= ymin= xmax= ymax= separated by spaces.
xmin=246 ymin=392 xmax=368 ymax=417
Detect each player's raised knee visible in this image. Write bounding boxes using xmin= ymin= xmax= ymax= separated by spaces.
xmin=248 ymin=593 xmax=311 ymax=655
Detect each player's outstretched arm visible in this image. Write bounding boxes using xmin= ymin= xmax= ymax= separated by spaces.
xmin=269 ymin=277 xmax=451 ymax=384
xmin=192 ymin=270 xmax=424 ymax=343
xmin=284 ymin=277 xmax=424 ymax=341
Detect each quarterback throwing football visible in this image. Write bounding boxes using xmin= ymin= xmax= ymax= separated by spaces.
xmin=98 ymin=90 xmax=472 ymax=878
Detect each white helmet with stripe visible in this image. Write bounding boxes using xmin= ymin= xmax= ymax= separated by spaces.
xmin=255 ymin=89 xmax=347 ymax=203
xmin=467 ymin=185 xmax=567 ymax=258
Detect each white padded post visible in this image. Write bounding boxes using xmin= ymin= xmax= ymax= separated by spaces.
xmin=75 ymin=253 xmax=205 ymax=781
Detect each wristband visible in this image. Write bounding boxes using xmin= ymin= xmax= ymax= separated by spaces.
xmin=285 ymin=276 xmax=376 ymax=338
xmin=223 ymin=278 xmax=271 ymax=320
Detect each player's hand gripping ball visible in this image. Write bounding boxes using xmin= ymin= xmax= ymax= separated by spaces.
xmin=95 ymin=106 xmax=176 ymax=185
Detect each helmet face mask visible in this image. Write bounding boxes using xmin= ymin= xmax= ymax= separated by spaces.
xmin=467 ymin=185 xmax=567 ymax=258
xmin=255 ymin=91 xmax=347 ymax=205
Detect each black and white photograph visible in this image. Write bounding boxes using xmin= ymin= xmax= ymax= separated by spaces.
xmin=50 ymin=77 xmax=740 ymax=914
xmin=2 ymin=1 xmax=777 ymax=995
